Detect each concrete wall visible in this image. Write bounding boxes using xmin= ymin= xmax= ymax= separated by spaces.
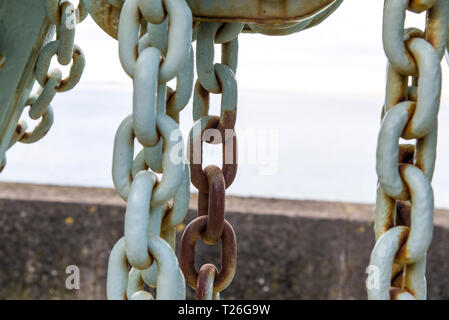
xmin=0 ymin=182 xmax=449 ymax=299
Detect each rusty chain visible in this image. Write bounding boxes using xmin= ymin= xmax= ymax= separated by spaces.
xmin=1 ymin=0 xmax=87 ymax=173
xmin=106 ymin=0 xmax=192 ymax=300
xmin=107 ymin=0 xmax=242 ymax=299
xmin=180 ymin=22 xmax=241 ymax=300
xmin=367 ymin=0 xmax=448 ymax=300
xmin=6 ymin=0 xmax=449 ymax=301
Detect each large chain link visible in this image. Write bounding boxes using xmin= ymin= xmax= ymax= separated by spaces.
xmin=367 ymin=0 xmax=449 ymax=300
xmin=106 ymin=0 xmax=192 ymax=300
xmin=179 ymin=22 xmax=241 ymax=300
xmin=1 ymin=0 xmax=87 ymax=173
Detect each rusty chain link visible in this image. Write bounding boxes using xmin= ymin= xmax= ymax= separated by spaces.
xmin=179 ymin=22 xmax=240 ymax=300
xmin=367 ymin=0 xmax=448 ymax=300
xmin=109 ymin=16 xmax=241 ymax=300
xmin=106 ymin=0 xmax=192 ymax=300
xmin=106 ymin=1 xmax=346 ymax=301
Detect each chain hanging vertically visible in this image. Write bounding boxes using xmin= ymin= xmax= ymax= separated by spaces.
xmin=367 ymin=0 xmax=449 ymax=300
xmin=106 ymin=0 xmax=193 ymax=300
xmin=180 ymin=22 xmax=242 ymax=300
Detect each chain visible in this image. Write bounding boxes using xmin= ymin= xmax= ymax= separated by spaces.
xmin=106 ymin=0 xmax=193 ymax=300
xmin=1 ymin=0 xmax=87 ymax=173
xmin=179 ymin=22 xmax=241 ymax=300
xmin=367 ymin=0 xmax=449 ymax=300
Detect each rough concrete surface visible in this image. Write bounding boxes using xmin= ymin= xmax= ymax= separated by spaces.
xmin=0 ymin=182 xmax=449 ymax=299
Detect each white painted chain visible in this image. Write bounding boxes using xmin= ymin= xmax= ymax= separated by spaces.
xmin=367 ymin=0 xmax=449 ymax=300
xmin=107 ymin=0 xmax=193 ymax=300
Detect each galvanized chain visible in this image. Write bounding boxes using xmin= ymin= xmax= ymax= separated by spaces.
xmin=106 ymin=0 xmax=193 ymax=300
xmin=367 ymin=0 xmax=449 ymax=300
xmin=1 ymin=0 xmax=87 ymax=173
xmin=180 ymin=22 xmax=241 ymax=300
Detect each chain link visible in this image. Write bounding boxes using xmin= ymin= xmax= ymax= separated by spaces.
xmin=107 ymin=0 xmax=193 ymax=300
xmin=179 ymin=21 xmax=240 ymax=300
xmin=110 ymin=11 xmax=241 ymax=299
xmin=367 ymin=0 xmax=448 ymax=300
xmin=2 ymin=0 xmax=86 ymax=174
xmin=196 ymin=264 xmax=220 ymax=300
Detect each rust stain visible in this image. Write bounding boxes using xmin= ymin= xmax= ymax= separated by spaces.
xmin=196 ymin=81 xmax=210 ymax=118
xmin=390 ymin=287 xmax=403 ymax=300
xmin=89 ymin=0 xmax=337 ymax=27
xmin=196 ymin=264 xmax=217 ymax=300
xmin=391 ymin=263 xmax=404 ymax=283
xmin=278 ymin=0 xmax=288 ymax=17
xmin=107 ymin=0 xmax=114 ymax=36
xmin=398 ymin=144 xmax=415 ymax=164
xmin=218 ymin=109 xmax=237 ymax=134
xmin=395 ymin=226 xmax=411 ymax=262
xmin=0 ymin=54 xmax=5 ymax=69
xmin=396 ymin=201 xmax=411 ymax=227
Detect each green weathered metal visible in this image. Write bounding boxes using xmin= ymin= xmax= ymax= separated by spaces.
xmin=0 ymin=0 xmax=54 ymax=165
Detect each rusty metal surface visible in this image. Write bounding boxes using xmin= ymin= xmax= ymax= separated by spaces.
xmin=178 ymin=21 xmax=241 ymax=299
xmin=180 ymin=216 xmax=237 ymax=294
xmin=188 ymin=117 xmax=238 ymax=192
xmin=84 ymin=0 xmax=339 ymax=39
xmin=199 ymin=165 xmax=226 ymax=245
xmin=196 ymin=264 xmax=218 ymax=300
xmin=84 ymin=0 xmax=122 ymax=39
xmin=186 ymin=0 xmax=336 ymax=22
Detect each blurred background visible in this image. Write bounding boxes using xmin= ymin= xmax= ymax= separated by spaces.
xmin=2 ymin=0 xmax=449 ymax=208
